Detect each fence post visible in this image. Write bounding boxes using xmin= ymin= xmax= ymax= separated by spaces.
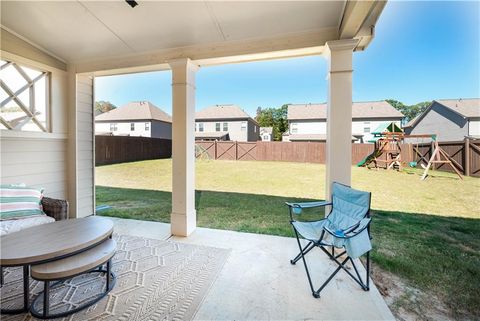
xmin=214 ymin=140 xmax=217 ymax=160
xmin=430 ymin=141 xmax=435 ymax=170
xmin=236 ymin=141 xmax=239 ymax=160
xmin=464 ymin=138 xmax=470 ymax=176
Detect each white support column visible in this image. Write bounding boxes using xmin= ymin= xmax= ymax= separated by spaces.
xmin=324 ymin=39 xmax=358 ymax=201
xmin=169 ymin=58 xmax=199 ymax=236
xmin=66 ymin=66 xmax=95 ymax=218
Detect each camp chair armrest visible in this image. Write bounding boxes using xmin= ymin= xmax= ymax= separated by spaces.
xmin=286 ymin=201 xmax=332 ymax=220
xmin=285 ymin=201 xmax=332 ymax=209
xmin=323 ymin=218 xmax=371 ymax=239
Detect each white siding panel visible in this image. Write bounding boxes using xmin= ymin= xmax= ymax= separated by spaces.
xmin=75 ymin=75 xmax=94 ymax=218
xmin=1 ymin=150 xmax=65 ymax=165
xmin=469 ymin=120 xmax=480 ymax=137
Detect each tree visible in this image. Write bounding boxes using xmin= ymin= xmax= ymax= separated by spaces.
xmin=255 ymin=104 xmax=289 ymax=141
xmin=95 ymin=101 xmax=117 ymax=114
xmin=386 ymin=99 xmax=431 ymax=121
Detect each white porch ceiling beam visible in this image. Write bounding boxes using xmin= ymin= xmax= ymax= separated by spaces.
xmin=339 ymin=0 xmax=387 ymax=51
xmin=75 ymin=28 xmax=338 ymax=75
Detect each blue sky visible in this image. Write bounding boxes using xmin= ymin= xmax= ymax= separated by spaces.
xmin=95 ymin=1 xmax=480 ymax=116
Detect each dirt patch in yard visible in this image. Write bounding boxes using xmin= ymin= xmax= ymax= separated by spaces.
xmin=371 ymin=264 xmax=469 ymax=321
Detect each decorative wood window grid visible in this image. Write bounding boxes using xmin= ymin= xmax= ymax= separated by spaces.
xmin=0 ymin=60 xmax=49 ymax=132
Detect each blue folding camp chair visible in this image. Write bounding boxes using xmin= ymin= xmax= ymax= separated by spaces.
xmin=286 ymin=182 xmax=372 ymax=298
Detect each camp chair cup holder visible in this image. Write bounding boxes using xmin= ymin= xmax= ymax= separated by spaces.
xmin=287 ymin=182 xmax=372 ymax=298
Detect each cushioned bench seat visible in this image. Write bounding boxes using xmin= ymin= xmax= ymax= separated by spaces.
xmin=0 ymin=215 xmax=55 ymax=236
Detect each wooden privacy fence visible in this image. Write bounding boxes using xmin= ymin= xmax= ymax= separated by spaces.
xmin=195 ymin=141 xmax=374 ymax=165
xmin=96 ymin=135 xmax=172 ymax=165
xmin=195 ymin=139 xmax=480 ymax=177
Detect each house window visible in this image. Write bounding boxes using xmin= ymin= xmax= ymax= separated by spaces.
xmin=145 ymin=122 xmax=150 ymax=130
xmin=131 ymin=123 xmax=135 ymax=131
xmin=0 ymin=60 xmax=50 ymax=132
xmin=290 ymin=123 xmax=298 ymax=134
xmin=199 ymin=123 xmax=204 ymax=132
xmin=215 ymin=122 xmax=221 ymax=132
xmin=363 ymin=122 xmax=370 ymax=133
xmin=263 ymin=135 xmax=269 ymax=140
xmin=223 ymin=122 xmax=228 ymax=131
xmin=110 ymin=123 xmax=118 ymax=131
xmin=241 ymin=121 xmax=247 ymax=131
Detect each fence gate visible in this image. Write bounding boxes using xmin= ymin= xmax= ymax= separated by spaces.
xmin=237 ymin=142 xmax=257 ymax=160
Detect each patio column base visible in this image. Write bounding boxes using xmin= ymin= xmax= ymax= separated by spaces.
xmin=171 ymin=210 xmax=197 ymax=237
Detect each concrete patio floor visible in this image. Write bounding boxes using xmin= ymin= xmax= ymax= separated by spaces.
xmin=109 ymin=217 xmax=395 ymax=320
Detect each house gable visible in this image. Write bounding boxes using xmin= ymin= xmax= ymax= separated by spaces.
xmin=406 ymin=101 xmax=468 ymax=141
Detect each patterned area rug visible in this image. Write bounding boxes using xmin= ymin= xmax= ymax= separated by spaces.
xmin=1 ymin=234 xmax=230 ymax=321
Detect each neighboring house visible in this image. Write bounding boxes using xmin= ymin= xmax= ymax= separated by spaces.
xmin=259 ymin=127 xmax=274 ymax=141
xmin=404 ymin=98 xmax=480 ymax=141
xmin=284 ymin=100 xmax=403 ymax=143
xmin=95 ymin=101 xmax=172 ymax=139
xmin=195 ymin=104 xmax=259 ymax=142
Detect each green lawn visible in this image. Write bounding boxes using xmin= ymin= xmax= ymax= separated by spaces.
xmin=96 ymin=159 xmax=480 ymax=319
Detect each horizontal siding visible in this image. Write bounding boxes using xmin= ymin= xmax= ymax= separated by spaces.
xmin=0 ymin=137 xmax=67 ymax=199
xmin=76 ymin=75 xmax=94 ymax=218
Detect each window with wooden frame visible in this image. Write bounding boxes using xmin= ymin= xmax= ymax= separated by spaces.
xmin=0 ymin=60 xmax=50 ymax=132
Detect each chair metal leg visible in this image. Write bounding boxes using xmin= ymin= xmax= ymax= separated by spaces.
xmin=319 ymin=246 xmax=369 ymax=290
xmin=314 ymin=256 xmax=349 ymax=296
xmin=290 ymin=241 xmax=315 ymax=265
xmin=43 ymin=281 xmax=50 ymax=318
xmin=366 ymin=251 xmax=370 ymax=291
xmin=293 ymin=229 xmax=318 ymax=298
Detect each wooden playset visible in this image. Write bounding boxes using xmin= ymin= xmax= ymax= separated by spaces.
xmin=357 ymin=124 xmax=463 ymax=180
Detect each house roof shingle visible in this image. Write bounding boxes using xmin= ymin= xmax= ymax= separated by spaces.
xmin=404 ymin=98 xmax=480 ymax=128
xmin=95 ymin=101 xmax=172 ymax=123
xmin=287 ymin=101 xmax=404 ymax=120
xmin=435 ymin=98 xmax=480 ymax=118
xmin=260 ymin=127 xmax=273 ymax=134
xmin=195 ymin=104 xmax=251 ymax=120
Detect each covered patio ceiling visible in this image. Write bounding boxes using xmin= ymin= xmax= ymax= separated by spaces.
xmin=0 ymin=1 xmax=388 ymax=236
xmin=1 ymin=1 xmax=385 ymax=74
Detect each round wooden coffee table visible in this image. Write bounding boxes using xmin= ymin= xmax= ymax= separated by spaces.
xmin=0 ymin=216 xmax=113 ymax=314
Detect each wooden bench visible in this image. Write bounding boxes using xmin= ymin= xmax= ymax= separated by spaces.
xmin=30 ymin=239 xmax=117 ymax=319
